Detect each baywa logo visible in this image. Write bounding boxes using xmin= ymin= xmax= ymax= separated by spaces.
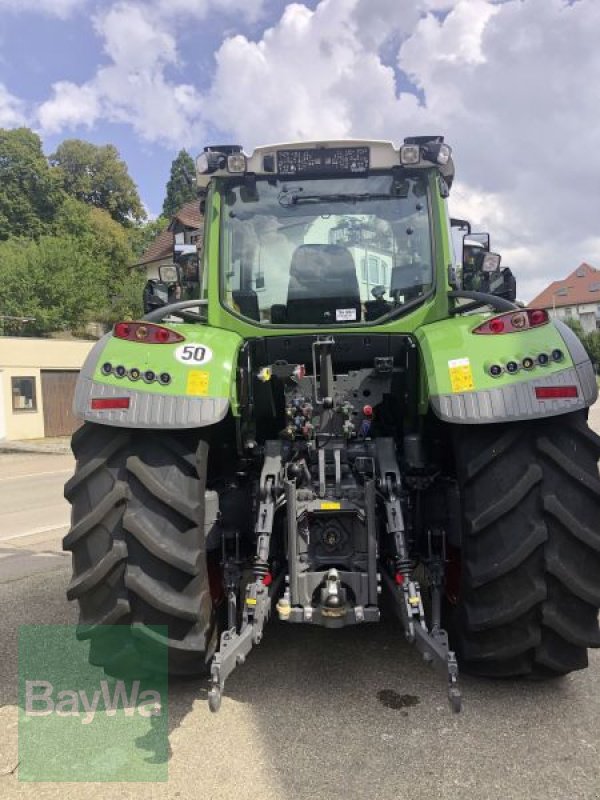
xmin=19 ymin=625 xmax=169 ymax=782
xmin=25 ymin=679 xmax=162 ymax=725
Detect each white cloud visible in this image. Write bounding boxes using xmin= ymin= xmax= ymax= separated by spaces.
xmin=37 ymin=82 xmax=100 ymax=134
xmin=97 ymin=3 xmax=178 ymax=71
xmin=36 ymin=2 xmax=205 ymax=147
xmin=154 ymin=0 xmax=265 ymax=22
xmin=397 ymin=0 xmax=600 ymax=299
xmin=204 ymin=0 xmax=600 ymax=300
xmin=0 ymin=0 xmax=90 ymax=17
xmin=0 ymin=83 xmax=27 ymax=127
xmin=27 ymin=0 xmax=600 ymax=299
xmin=206 ymin=1 xmax=424 ymax=145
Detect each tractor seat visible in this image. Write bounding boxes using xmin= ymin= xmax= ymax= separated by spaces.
xmin=286 ymin=244 xmax=361 ymax=324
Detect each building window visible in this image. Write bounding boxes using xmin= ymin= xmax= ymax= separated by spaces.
xmin=12 ymin=376 xmax=37 ymax=412
xmin=368 ymin=255 xmax=380 ymax=284
xmin=361 ymin=255 xmax=387 ymax=286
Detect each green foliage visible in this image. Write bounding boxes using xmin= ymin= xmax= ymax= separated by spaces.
xmin=57 ymin=200 xmax=145 ymax=324
xmin=109 ymin=268 xmax=146 ymax=322
xmin=583 ymin=331 xmax=600 ymax=367
xmin=0 ymin=129 xmax=150 ymax=336
xmin=564 ymin=318 xmax=585 ymax=339
xmin=128 ymin=215 xmax=170 ymax=259
xmin=0 ymin=236 xmax=106 ymax=335
xmin=50 ymin=139 xmax=146 ymax=226
xmin=0 ymin=200 xmax=146 ymax=335
xmin=564 ymin=317 xmax=600 ymax=370
xmin=0 ymin=128 xmax=65 ymax=241
xmin=162 ymin=149 xmax=196 ymax=217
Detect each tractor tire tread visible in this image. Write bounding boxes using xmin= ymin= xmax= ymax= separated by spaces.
xmin=452 ymin=410 xmax=600 ymax=677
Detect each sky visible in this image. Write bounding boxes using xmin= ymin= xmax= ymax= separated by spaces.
xmin=0 ymin=0 xmax=598 ymax=301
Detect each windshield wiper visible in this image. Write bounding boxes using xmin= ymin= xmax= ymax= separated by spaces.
xmin=278 ymin=192 xmax=392 ymax=207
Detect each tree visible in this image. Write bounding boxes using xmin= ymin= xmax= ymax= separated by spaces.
xmin=50 ymin=139 xmax=146 ymax=226
xmin=0 ymin=236 xmax=107 ymax=335
xmin=162 ymin=149 xmax=196 ymax=217
xmin=55 ymin=197 xmax=146 ymax=322
xmin=564 ymin=318 xmax=585 ymax=339
xmin=564 ymin=317 xmax=600 ymax=373
xmin=584 ymin=330 xmax=600 ymax=369
xmin=0 ymin=128 xmax=64 ymax=241
xmin=128 ymin=215 xmax=170 ymax=259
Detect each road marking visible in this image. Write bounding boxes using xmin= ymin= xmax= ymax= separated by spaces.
xmin=0 ymin=469 xmax=72 ymax=482
xmin=0 ymin=524 xmax=69 ymax=543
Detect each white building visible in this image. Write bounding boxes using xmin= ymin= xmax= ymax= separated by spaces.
xmin=529 ymin=262 xmax=600 ymax=333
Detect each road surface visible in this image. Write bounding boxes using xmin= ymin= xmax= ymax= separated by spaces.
xmin=1 ymin=409 xmax=600 ymax=799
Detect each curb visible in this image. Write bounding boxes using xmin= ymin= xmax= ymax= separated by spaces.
xmin=0 ymin=441 xmax=71 ymax=455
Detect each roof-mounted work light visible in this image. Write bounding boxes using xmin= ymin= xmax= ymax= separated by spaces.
xmin=197 ymin=144 xmax=244 ymax=175
xmin=227 ymin=153 xmax=247 ymax=173
xmin=403 ymin=136 xmax=452 ymax=166
xmin=399 ymin=144 xmax=420 ymax=165
xmin=196 ymin=151 xmax=224 ymax=174
xmin=428 ymin=142 xmax=452 ymax=165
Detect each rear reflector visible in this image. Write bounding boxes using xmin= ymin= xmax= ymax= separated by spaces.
xmin=91 ymin=397 xmax=130 ymax=410
xmin=535 ymin=386 xmax=578 ymax=400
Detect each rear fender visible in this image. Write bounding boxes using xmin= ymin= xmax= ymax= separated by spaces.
xmin=417 ymin=315 xmax=597 ymax=424
xmin=73 ymin=324 xmax=243 ymax=428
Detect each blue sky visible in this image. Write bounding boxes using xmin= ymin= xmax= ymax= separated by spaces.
xmin=0 ymin=0 xmax=599 ymax=301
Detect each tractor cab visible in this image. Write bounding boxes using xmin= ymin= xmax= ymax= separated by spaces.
xmin=195 ymin=138 xmax=456 ymax=331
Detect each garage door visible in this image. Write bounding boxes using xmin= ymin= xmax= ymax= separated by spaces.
xmin=41 ymin=370 xmax=81 ymax=437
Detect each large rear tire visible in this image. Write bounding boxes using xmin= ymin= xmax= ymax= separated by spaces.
xmin=63 ymin=423 xmax=216 ymax=676
xmin=451 ymin=410 xmax=600 ymax=677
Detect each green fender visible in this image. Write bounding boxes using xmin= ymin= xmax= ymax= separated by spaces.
xmin=73 ymin=324 xmax=243 ymax=428
xmin=416 ymin=315 xmax=597 ymax=424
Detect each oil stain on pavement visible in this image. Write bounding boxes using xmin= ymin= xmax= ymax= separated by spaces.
xmin=376 ymin=689 xmax=420 ymax=711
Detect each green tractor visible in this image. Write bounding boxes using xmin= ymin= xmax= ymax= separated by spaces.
xmin=64 ymin=137 xmax=600 ymax=713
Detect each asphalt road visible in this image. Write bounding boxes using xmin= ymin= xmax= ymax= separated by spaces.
xmin=1 ymin=410 xmax=600 ymax=800
xmin=0 ymin=453 xmax=73 ymax=582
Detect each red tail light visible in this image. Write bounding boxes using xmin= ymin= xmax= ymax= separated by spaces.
xmin=113 ymin=321 xmax=184 ymax=344
xmin=473 ymin=309 xmax=549 ymax=335
xmin=535 ymin=386 xmax=578 ymax=399
xmin=91 ymin=397 xmax=130 ymax=410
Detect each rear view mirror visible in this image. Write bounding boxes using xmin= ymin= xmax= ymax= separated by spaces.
xmin=463 ymin=232 xmax=490 ymax=252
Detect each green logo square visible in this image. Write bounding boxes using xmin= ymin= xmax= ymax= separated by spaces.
xmin=18 ymin=625 xmax=169 ymax=782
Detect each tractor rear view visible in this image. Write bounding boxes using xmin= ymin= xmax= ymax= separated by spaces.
xmin=64 ymin=138 xmax=600 ymax=713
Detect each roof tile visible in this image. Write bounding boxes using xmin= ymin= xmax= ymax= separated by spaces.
xmin=136 ymin=229 xmax=173 ymax=266
xmin=529 ymin=263 xmax=600 ymax=308
xmin=172 ymin=200 xmax=203 ymax=230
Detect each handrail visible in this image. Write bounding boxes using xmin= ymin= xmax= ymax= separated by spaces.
xmin=448 ymin=290 xmax=518 ymax=315
xmin=143 ymin=299 xmax=209 ymax=323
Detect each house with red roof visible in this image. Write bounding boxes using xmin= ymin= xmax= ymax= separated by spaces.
xmin=528 ymin=263 xmax=600 ymax=333
xmin=135 ymin=200 xmax=204 ymax=285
